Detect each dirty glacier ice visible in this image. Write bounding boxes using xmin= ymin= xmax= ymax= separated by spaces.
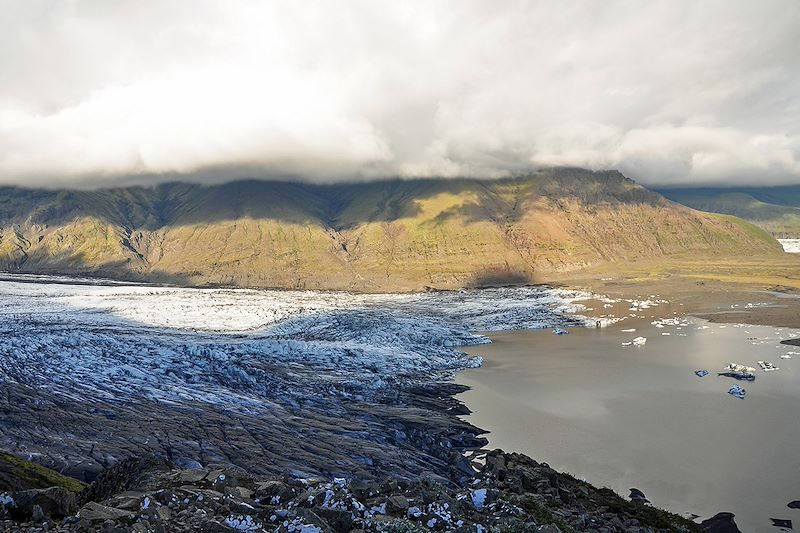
xmin=0 ymin=276 xmax=595 ymax=482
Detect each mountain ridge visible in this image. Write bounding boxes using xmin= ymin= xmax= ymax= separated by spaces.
xmin=0 ymin=168 xmax=782 ymax=291
xmin=658 ymin=185 xmax=800 ymax=238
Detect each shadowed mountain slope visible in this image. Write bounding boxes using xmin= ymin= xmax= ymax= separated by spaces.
xmin=0 ymin=168 xmax=782 ymax=290
xmin=659 ymin=186 xmax=800 ymax=238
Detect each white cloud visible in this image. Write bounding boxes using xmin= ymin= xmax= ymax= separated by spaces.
xmin=0 ymin=0 xmax=799 ymax=187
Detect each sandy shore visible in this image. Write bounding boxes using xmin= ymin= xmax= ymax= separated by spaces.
xmin=562 ymin=277 xmax=800 ymax=328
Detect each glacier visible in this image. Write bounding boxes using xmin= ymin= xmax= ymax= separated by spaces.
xmin=0 ymin=274 xmax=598 ymax=483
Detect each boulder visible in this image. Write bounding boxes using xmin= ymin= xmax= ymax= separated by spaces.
xmin=78 ymin=501 xmax=135 ymax=522
xmin=316 ymin=508 xmax=354 ymax=532
xmin=386 ymin=495 xmax=410 ymax=514
xmin=6 ymin=487 xmax=77 ymax=520
xmin=348 ymin=479 xmax=378 ymax=499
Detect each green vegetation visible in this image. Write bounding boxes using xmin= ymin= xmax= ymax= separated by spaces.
xmin=660 ymin=186 xmax=800 ymax=237
xmin=515 ymin=496 xmax=576 ymax=532
xmin=0 ymin=169 xmax=783 ymax=291
xmin=591 ymin=488 xmax=700 ymax=532
xmin=0 ymin=452 xmax=86 ymax=493
xmin=382 ymin=519 xmax=429 ymax=533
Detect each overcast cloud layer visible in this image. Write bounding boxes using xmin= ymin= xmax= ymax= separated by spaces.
xmin=1 ymin=0 xmax=799 ymax=188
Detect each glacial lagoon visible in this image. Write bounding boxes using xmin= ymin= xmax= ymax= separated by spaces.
xmin=458 ymin=306 xmax=800 ymax=532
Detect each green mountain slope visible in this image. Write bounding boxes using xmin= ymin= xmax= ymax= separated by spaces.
xmin=1 ymin=452 xmax=85 ymax=493
xmin=659 ymin=186 xmax=800 ymax=238
xmin=0 ymin=168 xmax=782 ymax=290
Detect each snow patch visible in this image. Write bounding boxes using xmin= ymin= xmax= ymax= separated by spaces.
xmin=471 ymin=488 xmax=487 ymax=510
xmin=778 ymin=239 xmax=800 ymax=253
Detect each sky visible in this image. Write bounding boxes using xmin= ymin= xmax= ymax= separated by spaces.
xmin=1 ymin=0 xmax=799 ymax=189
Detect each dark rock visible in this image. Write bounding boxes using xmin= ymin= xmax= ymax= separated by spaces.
xmin=789 ymin=501 xmax=800 ymax=509
xmin=700 ymin=512 xmax=743 ymax=533
xmin=386 ymin=494 xmax=409 ymax=514
xmin=316 ymin=508 xmax=354 ymax=532
xmin=7 ymin=487 xmax=77 ymax=520
xmin=78 ymin=456 xmax=172 ymax=505
xmin=379 ymin=479 xmax=399 ymax=494
xmin=629 ymin=487 xmax=650 ymax=504
xmin=105 ymin=490 xmax=145 ymax=511
xmin=253 ymin=480 xmax=294 ymax=503
xmin=173 ymin=458 xmax=203 ymax=470
xmin=78 ymin=501 xmax=135 ymax=522
xmin=349 ymin=479 xmax=378 ymax=499
xmin=294 ymin=508 xmax=334 ymax=533
xmin=30 ymin=504 xmax=44 ymax=523
xmin=197 ymin=519 xmax=238 ymax=532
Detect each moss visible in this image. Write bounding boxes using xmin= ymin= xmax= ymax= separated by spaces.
xmin=381 ymin=518 xmax=429 ymax=532
xmin=515 ymin=496 xmax=575 ymax=533
xmin=0 ymin=452 xmax=86 ymax=493
xmin=592 ymin=487 xmax=700 ymax=532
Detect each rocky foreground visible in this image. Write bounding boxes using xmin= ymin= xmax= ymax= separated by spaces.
xmin=1 ymin=451 xmax=740 ymax=533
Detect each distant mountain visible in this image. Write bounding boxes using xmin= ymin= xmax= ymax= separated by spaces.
xmin=0 ymin=168 xmax=781 ymax=290
xmin=659 ymin=186 xmax=800 ymax=238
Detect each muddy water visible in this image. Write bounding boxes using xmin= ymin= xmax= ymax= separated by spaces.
xmin=457 ymin=305 xmax=800 ymax=532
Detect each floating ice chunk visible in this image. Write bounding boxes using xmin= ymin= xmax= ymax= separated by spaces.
xmin=695 ymin=370 xmax=709 ymax=377
xmin=632 ymin=336 xmax=647 ymax=346
xmin=621 ymin=328 xmax=636 ymax=333
xmin=728 ymin=385 xmax=746 ymax=399
xmin=725 ymin=363 xmax=756 ymax=373
xmin=758 ymin=361 xmax=779 ymax=372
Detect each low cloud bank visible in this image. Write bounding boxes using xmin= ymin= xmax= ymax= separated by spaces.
xmin=1 ymin=1 xmax=799 ymax=188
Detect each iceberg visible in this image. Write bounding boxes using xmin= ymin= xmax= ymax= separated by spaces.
xmin=728 ymin=385 xmax=746 ymax=399
xmin=717 ymin=371 xmax=756 ymax=382
xmin=724 ymin=363 xmax=756 ymax=373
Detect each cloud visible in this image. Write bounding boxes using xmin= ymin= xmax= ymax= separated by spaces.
xmin=0 ymin=0 xmax=799 ymax=188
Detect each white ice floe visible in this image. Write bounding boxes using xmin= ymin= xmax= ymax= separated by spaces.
xmin=758 ymin=361 xmax=779 ymax=372
xmin=623 ymin=336 xmax=647 ymax=347
xmin=778 ymin=239 xmax=800 ymax=253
